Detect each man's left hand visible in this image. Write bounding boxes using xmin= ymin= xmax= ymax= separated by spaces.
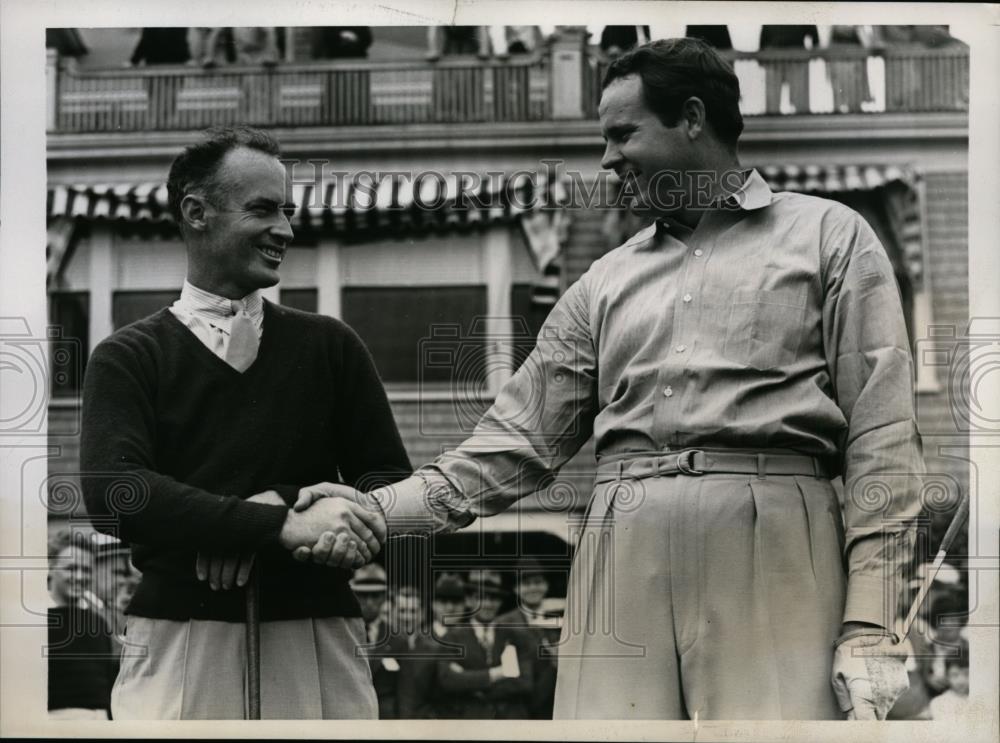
xmin=831 ymin=631 xmax=909 ymax=720
xmin=195 ymin=490 xmax=283 ymax=590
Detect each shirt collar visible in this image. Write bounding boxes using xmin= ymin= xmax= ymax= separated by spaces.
xmin=653 ymin=169 xmax=772 ymax=238
xmin=177 ymin=281 xmax=265 ymax=329
xmin=721 ymin=168 xmax=773 ymax=211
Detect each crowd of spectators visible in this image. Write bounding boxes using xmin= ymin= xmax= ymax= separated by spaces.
xmin=45 ymin=522 xmax=969 ymax=720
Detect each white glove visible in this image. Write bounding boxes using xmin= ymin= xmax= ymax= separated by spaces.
xmin=831 ymin=632 xmax=909 ymax=720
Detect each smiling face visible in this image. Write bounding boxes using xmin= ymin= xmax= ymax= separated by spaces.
xmin=49 ymin=545 xmax=92 ymax=607
xmin=515 ymin=574 xmax=549 ymax=610
xmin=186 ymin=146 xmax=294 ymax=299
xmin=599 ymin=74 xmax=702 ymax=215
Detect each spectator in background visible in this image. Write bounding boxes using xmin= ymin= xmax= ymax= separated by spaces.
xmin=313 ymin=27 xmax=373 ymax=59
xmin=370 ymin=585 xmax=424 ymax=718
xmin=232 ymin=27 xmax=281 ymax=66
xmin=929 ymin=656 xmax=969 ymax=720
xmin=876 ymin=25 xmax=963 ymax=48
xmin=491 ymin=26 xmax=544 ymax=59
xmin=427 ymin=26 xmax=491 ymax=61
xmin=600 ymin=26 xmax=650 ymax=58
xmin=47 ymin=531 xmax=115 ymax=720
xmin=190 ymin=27 xmax=229 ymax=68
xmin=758 ymin=24 xmax=819 ymax=114
xmin=398 ymin=574 xmax=467 ymax=718
xmin=127 ymin=27 xmax=191 ymax=67
xmin=435 ymin=570 xmax=535 ymax=718
xmin=685 ymin=25 xmax=732 ymax=50
xmin=351 ymin=562 xmax=388 ymax=643
xmin=495 ymin=558 xmax=560 ymax=718
xmin=922 ymin=592 xmax=968 ymax=697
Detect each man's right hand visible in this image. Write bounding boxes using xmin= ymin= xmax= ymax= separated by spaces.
xmin=279 ymin=487 xmax=386 ymax=569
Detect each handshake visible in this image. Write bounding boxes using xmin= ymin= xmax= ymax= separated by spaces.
xmin=196 ymin=483 xmax=386 ymax=591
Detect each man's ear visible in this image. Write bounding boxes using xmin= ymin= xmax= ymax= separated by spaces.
xmin=681 ymin=96 xmax=707 ymax=141
xmin=179 ymin=194 xmax=210 ymax=232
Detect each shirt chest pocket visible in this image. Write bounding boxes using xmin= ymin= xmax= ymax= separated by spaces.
xmin=722 ymin=289 xmax=807 ymax=370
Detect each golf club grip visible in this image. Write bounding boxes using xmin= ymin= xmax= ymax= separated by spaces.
xmin=246 ymin=568 xmax=262 ymax=720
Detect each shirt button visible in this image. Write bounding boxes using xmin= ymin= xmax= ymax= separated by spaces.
xmin=676 ymin=344 xmax=687 ymax=353
xmin=663 ymin=386 xmax=673 ymax=398
xmin=693 ymin=249 xmax=704 ymax=257
xmin=683 ymin=293 xmax=692 ymax=303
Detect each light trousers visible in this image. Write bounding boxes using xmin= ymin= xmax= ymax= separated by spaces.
xmin=553 ymin=472 xmax=846 ymax=719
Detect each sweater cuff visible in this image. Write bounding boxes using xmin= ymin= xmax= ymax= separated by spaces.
xmin=234 ymin=501 xmax=290 ymax=548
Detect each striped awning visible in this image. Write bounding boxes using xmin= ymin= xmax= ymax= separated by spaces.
xmin=46 ymin=171 xmax=565 ymax=234
xmin=757 ymin=163 xmax=925 ymax=289
xmin=756 ymin=163 xmax=919 ymax=195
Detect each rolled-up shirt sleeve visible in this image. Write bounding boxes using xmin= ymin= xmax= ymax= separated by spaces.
xmin=822 ymin=210 xmax=925 ymax=629
xmin=372 ymin=275 xmax=599 ymax=533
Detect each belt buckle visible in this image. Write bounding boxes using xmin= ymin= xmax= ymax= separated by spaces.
xmin=676 ymin=449 xmax=704 ymax=476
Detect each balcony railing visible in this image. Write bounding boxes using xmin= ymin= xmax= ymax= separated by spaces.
xmin=49 ymin=46 xmax=968 ymax=134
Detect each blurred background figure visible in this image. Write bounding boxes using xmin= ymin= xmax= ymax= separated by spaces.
xmin=351 ymin=562 xmax=388 ymax=643
xmin=370 ymin=585 xmax=425 ymax=718
xmin=929 ymin=656 xmax=969 ymax=720
xmin=89 ymin=535 xmax=139 ymax=683
xmin=426 ymin=26 xmax=490 ymax=61
xmin=489 ymin=26 xmax=544 ymax=59
xmin=231 ymin=27 xmax=280 ymax=66
xmin=312 ymin=27 xmax=373 ymax=59
xmin=126 ymin=27 xmax=190 ymax=67
xmin=758 ymin=24 xmax=820 ymax=114
xmin=398 ymin=574 xmax=466 ymax=718
xmin=190 ymin=27 xmax=228 ymax=67
xmin=496 ymin=558 xmax=560 ymax=718
xmin=434 ymin=570 xmax=534 ymax=718
xmin=47 ymin=531 xmax=114 ymax=720
xmin=599 ymin=25 xmax=650 ymax=58
xmin=685 ymin=25 xmax=733 ymax=50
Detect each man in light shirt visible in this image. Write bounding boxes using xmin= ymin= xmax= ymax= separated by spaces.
xmin=299 ymin=37 xmax=922 ymax=720
xmin=80 ymin=126 xmax=407 ymax=719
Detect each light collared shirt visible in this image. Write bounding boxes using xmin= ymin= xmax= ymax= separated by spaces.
xmin=169 ymin=281 xmax=264 ymax=360
xmin=374 ymin=168 xmax=924 ymax=628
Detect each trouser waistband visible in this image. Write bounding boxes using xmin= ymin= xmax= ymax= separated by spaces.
xmin=594 ymin=448 xmax=831 ymax=484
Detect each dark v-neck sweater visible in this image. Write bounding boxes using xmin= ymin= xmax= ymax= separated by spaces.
xmin=80 ymin=301 xmax=411 ymax=622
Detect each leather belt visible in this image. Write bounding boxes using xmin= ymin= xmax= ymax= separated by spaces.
xmin=594 ymin=449 xmax=830 ymax=484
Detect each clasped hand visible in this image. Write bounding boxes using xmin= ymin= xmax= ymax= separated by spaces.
xmin=195 ymin=484 xmax=386 ymax=590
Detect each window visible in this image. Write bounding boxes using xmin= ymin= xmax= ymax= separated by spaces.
xmin=47 ymin=292 xmax=89 ymax=398
xmin=279 ymin=288 xmax=318 ymax=313
xmin=342 ymin=286 xmax=487 ymax=385
xmin=112 ymin=290 xmax=180 ymax=330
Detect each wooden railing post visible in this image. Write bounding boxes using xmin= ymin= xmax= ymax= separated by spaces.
xmin=46 ymin=48 xmax=59 ymax=131
xmin=548 ymin=26 xmax=589 ymax=119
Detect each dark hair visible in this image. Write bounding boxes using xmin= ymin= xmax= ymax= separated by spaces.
xmin=47 ymin=529 xmax=92 ymax=561
xmin=166 ymin=126 xmax=282 ymax=225
xmin=602 ymin=37 xmax=744 ymax=149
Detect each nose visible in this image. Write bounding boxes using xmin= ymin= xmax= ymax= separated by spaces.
xmin=272 ymin=210 xmax=295 ymax=243
xmin=601 ymin=141 xmax=623 ymax=172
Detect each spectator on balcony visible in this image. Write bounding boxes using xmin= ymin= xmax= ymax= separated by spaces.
xmin=232 ymin=27 xmax=281 ymax=66
xmin=490 ymin=26 xmax=544 ymax=59
xmin=600 ymin=25 xmax=650 ymax=58
xmin=127 ymin=27 xmax=191 ymax=67
xmin=876 ymin=25 xmax=963 ymax=48
xmin=426 ymin=26 xmax=491 ymax=61
xmin=47 ymin=530 xmax=115 ymax=720
xmin=191 ymin=27 xmax=232 ymax=68
xmin=313 ymin=27 xmax=373 ymax=59
xmin=758 ymin=25 xmax=819 ymax=114
xmin=816 ymin=25 xmax=876 ymax=113
xmin=685 ymin=25 xmax=732 ymax=50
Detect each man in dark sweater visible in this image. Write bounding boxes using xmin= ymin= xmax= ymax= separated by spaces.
xmin=80 ymin=126 xmax=409 ymax=719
